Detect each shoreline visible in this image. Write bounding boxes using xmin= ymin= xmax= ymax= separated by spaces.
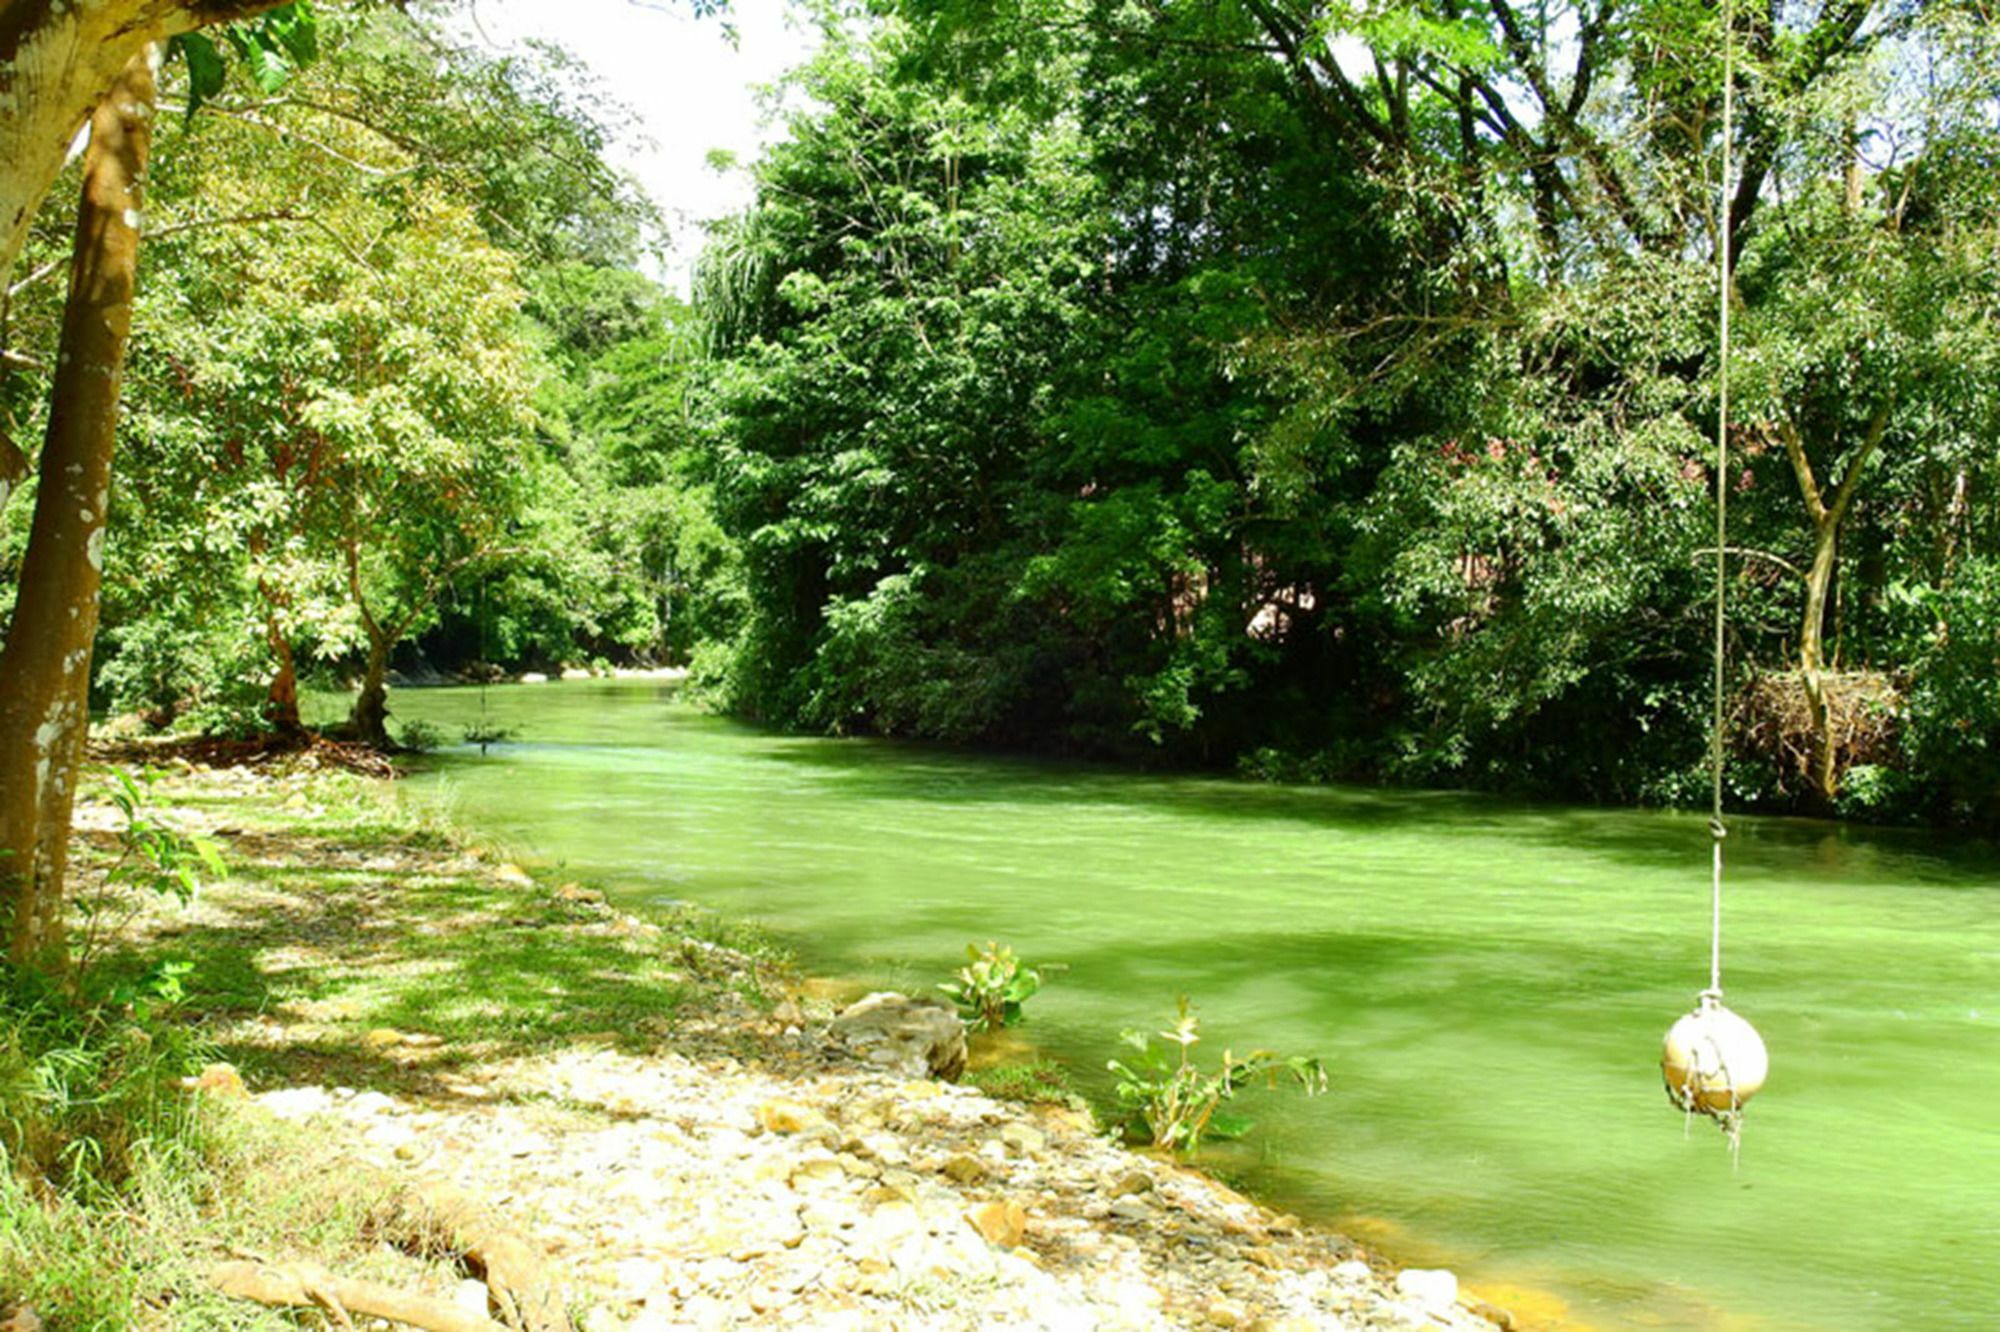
xmin=45 ymin=758 xmax=1514 ymax=1330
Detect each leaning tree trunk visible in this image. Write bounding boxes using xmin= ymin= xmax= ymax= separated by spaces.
xmin=0 ymin=48 xmax=157 ymax=974
xmin=1780 ymin=409 xmax=1888 ymax=809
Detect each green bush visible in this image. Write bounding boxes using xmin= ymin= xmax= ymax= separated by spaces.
xmin=939 ymin=941 xmax=1043 ymax=1032
xmin=1895 ymin=560 xmax=2000 ymax=819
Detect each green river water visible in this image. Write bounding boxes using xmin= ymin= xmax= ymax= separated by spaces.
xmin=359 ymin=680 xmax=1999 ymax=1329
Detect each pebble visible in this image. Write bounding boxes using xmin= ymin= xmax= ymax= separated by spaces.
xmin=203 ymin=838 xmax=1501 ymax=1332
xmin=965 ymin=1199 xmax=1029 ymax=1249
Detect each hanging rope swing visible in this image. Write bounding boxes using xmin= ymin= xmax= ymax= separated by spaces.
xmin=1659 ymin=0 xmax=1769 ymax=1152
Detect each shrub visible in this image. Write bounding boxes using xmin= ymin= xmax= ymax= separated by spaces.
xmin=1106 ymin=996 xmax=1326 ymax=1154
xmin=939 ymin=941 xmax=1042 ymax=1032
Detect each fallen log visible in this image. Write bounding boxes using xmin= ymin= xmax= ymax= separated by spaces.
xmin=209 ymin=1260 xmax=504 ymax=1332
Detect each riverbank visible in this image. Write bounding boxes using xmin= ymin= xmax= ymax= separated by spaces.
xmin=5 ymin=760 xmax=1507 ymax=1329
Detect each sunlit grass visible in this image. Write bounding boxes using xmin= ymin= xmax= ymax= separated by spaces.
xmin=2 ymin=762 xmax=785 ymax=1327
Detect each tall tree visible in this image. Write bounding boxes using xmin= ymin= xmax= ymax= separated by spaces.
xmin=0 ymin=47 xmax=157 ymax=972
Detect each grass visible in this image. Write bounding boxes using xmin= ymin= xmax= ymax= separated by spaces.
xmin=965 ymin=1056 xmax=1082 ymax=1108
xmin=0 ymin=760 xmax=789 ymax=1327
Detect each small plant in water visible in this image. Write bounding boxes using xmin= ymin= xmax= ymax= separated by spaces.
xmin=939 ymin=940 xmax=1042 ymax=1031
xmin=1106 ymin=996 xmax=1327 ymax=1154
xmin=462 ymin=722 xmax=520 ymax=753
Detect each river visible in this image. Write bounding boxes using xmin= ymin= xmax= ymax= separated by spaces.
xmin=358 ymin=679 xmax=2000 ymax=1329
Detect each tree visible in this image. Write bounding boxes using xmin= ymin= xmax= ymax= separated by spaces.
xmin=0 ymin=48 xmax=157 ymax=972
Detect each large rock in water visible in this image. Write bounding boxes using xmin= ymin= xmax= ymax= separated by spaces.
xmin=828 ymin=992 xmax=967 ymax=1081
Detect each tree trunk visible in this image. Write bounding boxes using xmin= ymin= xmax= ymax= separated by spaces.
xmin=350 ymin=632 xmax=393 ymax=750
xmin=0 ymin=47 xmax=157 ymax=974
xmin=342 ymin=539 xmax=394 ymax=750
xmin=1779 ymin=409 xmax=1889 ymax=809
xmin=263 ymin=608 xmax=304 ymax=737
xmin=1799 ymin=512 xmax=1839 ymax=805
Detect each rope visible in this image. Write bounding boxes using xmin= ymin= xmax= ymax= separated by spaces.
xmin=1708 ymin=0 xmax=1736 ymax=1002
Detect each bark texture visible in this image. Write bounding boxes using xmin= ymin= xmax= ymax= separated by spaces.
xmin=0 ymin=47 xmax=156 ymax=971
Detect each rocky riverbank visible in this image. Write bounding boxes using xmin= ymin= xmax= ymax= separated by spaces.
xmin=56 ymin=761 xmax=1509 ymax=1330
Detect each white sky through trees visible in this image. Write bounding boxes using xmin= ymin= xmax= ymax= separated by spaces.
xmin=457 ymin=0 xmax=818 ymax=289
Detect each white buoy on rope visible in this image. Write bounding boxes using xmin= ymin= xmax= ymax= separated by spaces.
xmin=1662 ymin=989 xmax=1767 ymax=1119
xmin=1661 ymin=0 xmax=1769 ymax=1153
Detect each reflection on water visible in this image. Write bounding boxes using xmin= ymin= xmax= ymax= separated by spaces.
xmin=367 ymin=680 xmax=2000 ymax=1330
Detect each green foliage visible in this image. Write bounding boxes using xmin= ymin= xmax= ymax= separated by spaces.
xmin=938 ymin=940 xmax=1042 ymax=1032
xmin=1106 ymin=997 xmax=1326 ymax=1155
xmin=690 ymin=0 xmax=2000 ymax=826
xmin=1886 ymin=561 xmax=2000 ymax=820
xmin=394 ymin=718 xmax=447 ymax=753
xmin=72 ymin=769 xmax=224 ymax=981
xmin=0 ymin=975 xmax=209 ymax=1200
xmin=168 ymin=0 xmax=319 ymax=117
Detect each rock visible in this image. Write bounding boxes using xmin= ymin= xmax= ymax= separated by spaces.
xmin=1395 ymin=1267 xmax=1460 ymax=1313
xmin=758 ymin=1098 xmax=829 ymax=1135
xmin=999 ymin=1122 xmax=1046 ymax=1155
xmin=826 ymin=992 xmax=967 ymax=1081
xmin=1205 ymin=1296 xmax=1249 ymax=1327
xmin=965 ymin=1199 xmax=1028 ymax=1249
xmin=1110 ymin=1196 xmax=1155 ymax=1223
xmin=1331 ymin=1259 xmax=1374 ymax=1284
xmin=187 ymin=1062 xmax=247 ymax=1098
xmin=361 ymin=1027 xmax=407 ymax=1050
xmin=790 ymin=1154 xmax=845 ymax=1187
xmin=941 ymin=1153 xmax=987 ymax=1185
xmin=0 ymin=1306 xmax=43 ymax=1332
xmin=1110 ymin=1168 xmax=1153 ymax=1197
xmin=256 ymin=1086 xmax=336 ymax=1119
xmin=519 ymin=672 xmax=548 ymax=684
xmin=494 ymin=863 xmax=535 ymax=887
xmin=555 ymin=882 xmax=606 ymax=905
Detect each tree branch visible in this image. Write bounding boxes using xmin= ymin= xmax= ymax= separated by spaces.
xmin=1776 ymin=416 xmax=1826 ymax=524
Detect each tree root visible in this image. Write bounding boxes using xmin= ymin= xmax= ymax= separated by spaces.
xmin=378 ymin=1182 xmax=575 ymax=1332
xmin=212 ymin=1179 xmax=575 ymax=1332
xmin=209 ymin=1260 xmax=503 ymax=1332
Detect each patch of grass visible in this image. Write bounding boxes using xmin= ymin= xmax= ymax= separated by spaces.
xmin=0 ymin=1093 xmax=444 ymax=1328
xmin=4 ymin=761 xmax=786 ymax=1326
xmin=966 ymin=1056 xmax=1083 ymax=1108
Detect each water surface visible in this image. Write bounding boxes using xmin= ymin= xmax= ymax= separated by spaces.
xmin=368 ymin=680 xmax=2000 ymax=1329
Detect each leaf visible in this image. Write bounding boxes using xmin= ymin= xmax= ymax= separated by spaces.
xmin=1205 ymin=1112 xmax=1257 ymax=1141
xmin=264 ymin=0 xmax=320 ymax=67
xmin=170 ymin=32 xmax=227 ymax=119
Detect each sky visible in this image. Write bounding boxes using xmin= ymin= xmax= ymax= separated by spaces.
xmin=451 ymin=1 xmax=821 ymax=289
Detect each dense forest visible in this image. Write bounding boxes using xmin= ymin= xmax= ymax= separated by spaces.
xmin=3 ymin=0 xmax=1998 ymax=851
